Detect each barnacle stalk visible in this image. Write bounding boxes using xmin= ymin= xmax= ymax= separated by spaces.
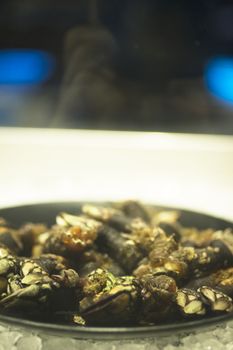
xmin=96 ymin=225 xmax=143 ymax=273
xmin=79 ymin=269 xmax=139 ymax=326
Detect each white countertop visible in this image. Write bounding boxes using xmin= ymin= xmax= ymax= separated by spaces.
xmin=0 ymin=127 xmax=232 ymax=220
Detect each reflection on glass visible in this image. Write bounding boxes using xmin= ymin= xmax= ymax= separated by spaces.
xmin=0 ymin=49 xmax=55 ymax=85
xmin=0 ymin=1 xmax=232 ymax=133
xmin=205 ymin=57 xmax=233 ymax=104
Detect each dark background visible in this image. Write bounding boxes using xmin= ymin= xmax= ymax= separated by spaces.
xmin=0 ymin=0 xmax=233 ymax=134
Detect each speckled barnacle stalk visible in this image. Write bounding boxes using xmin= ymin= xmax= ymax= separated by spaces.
xmin=95 ymin=224 xmax=143 ymax=273
xmin=79 ymin=269 xmax=139 ymax=326
xmin=170 ymin=243 xmax=233 ymax=278
xmin=136 ymin=274 xmax=178 ymax=324
xmin=0 ymin=245 xmax=19 ymax=277
xmin=77 ymin=249 xmax=125 ymax=277
xmin=37 ymin=215 xmax=101 ymax=257
xmin=114 ymin=200 xmax=151 ymax=223
xmin=0 ymin=255 xmax=80 ymax=311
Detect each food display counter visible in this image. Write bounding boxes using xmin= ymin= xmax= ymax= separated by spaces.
xmin=0 ymin=128 xmax=233 ymax=349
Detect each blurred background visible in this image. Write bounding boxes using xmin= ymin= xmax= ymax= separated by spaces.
xmin=0 ymin=0 xmax=233 ymax=134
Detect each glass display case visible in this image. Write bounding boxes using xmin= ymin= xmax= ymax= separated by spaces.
xmin=0 ymin=0 xmax=232 ymax=133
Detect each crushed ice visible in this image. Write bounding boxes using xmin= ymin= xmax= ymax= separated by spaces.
xmin=0 ymin=321 xmax=232 ymax=349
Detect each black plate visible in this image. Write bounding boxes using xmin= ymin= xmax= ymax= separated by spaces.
xmin=0 ymin=202 xmax=233 ymax=339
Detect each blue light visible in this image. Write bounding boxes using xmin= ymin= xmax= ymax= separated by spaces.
xmin=0 ymin=49 xmax=55 ymax=85
xmin=205 ymin=57 xmax=233 ymax=103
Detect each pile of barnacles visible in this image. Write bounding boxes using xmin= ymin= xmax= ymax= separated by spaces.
xmin=0 ymin=201 xmax=233 ymax=327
